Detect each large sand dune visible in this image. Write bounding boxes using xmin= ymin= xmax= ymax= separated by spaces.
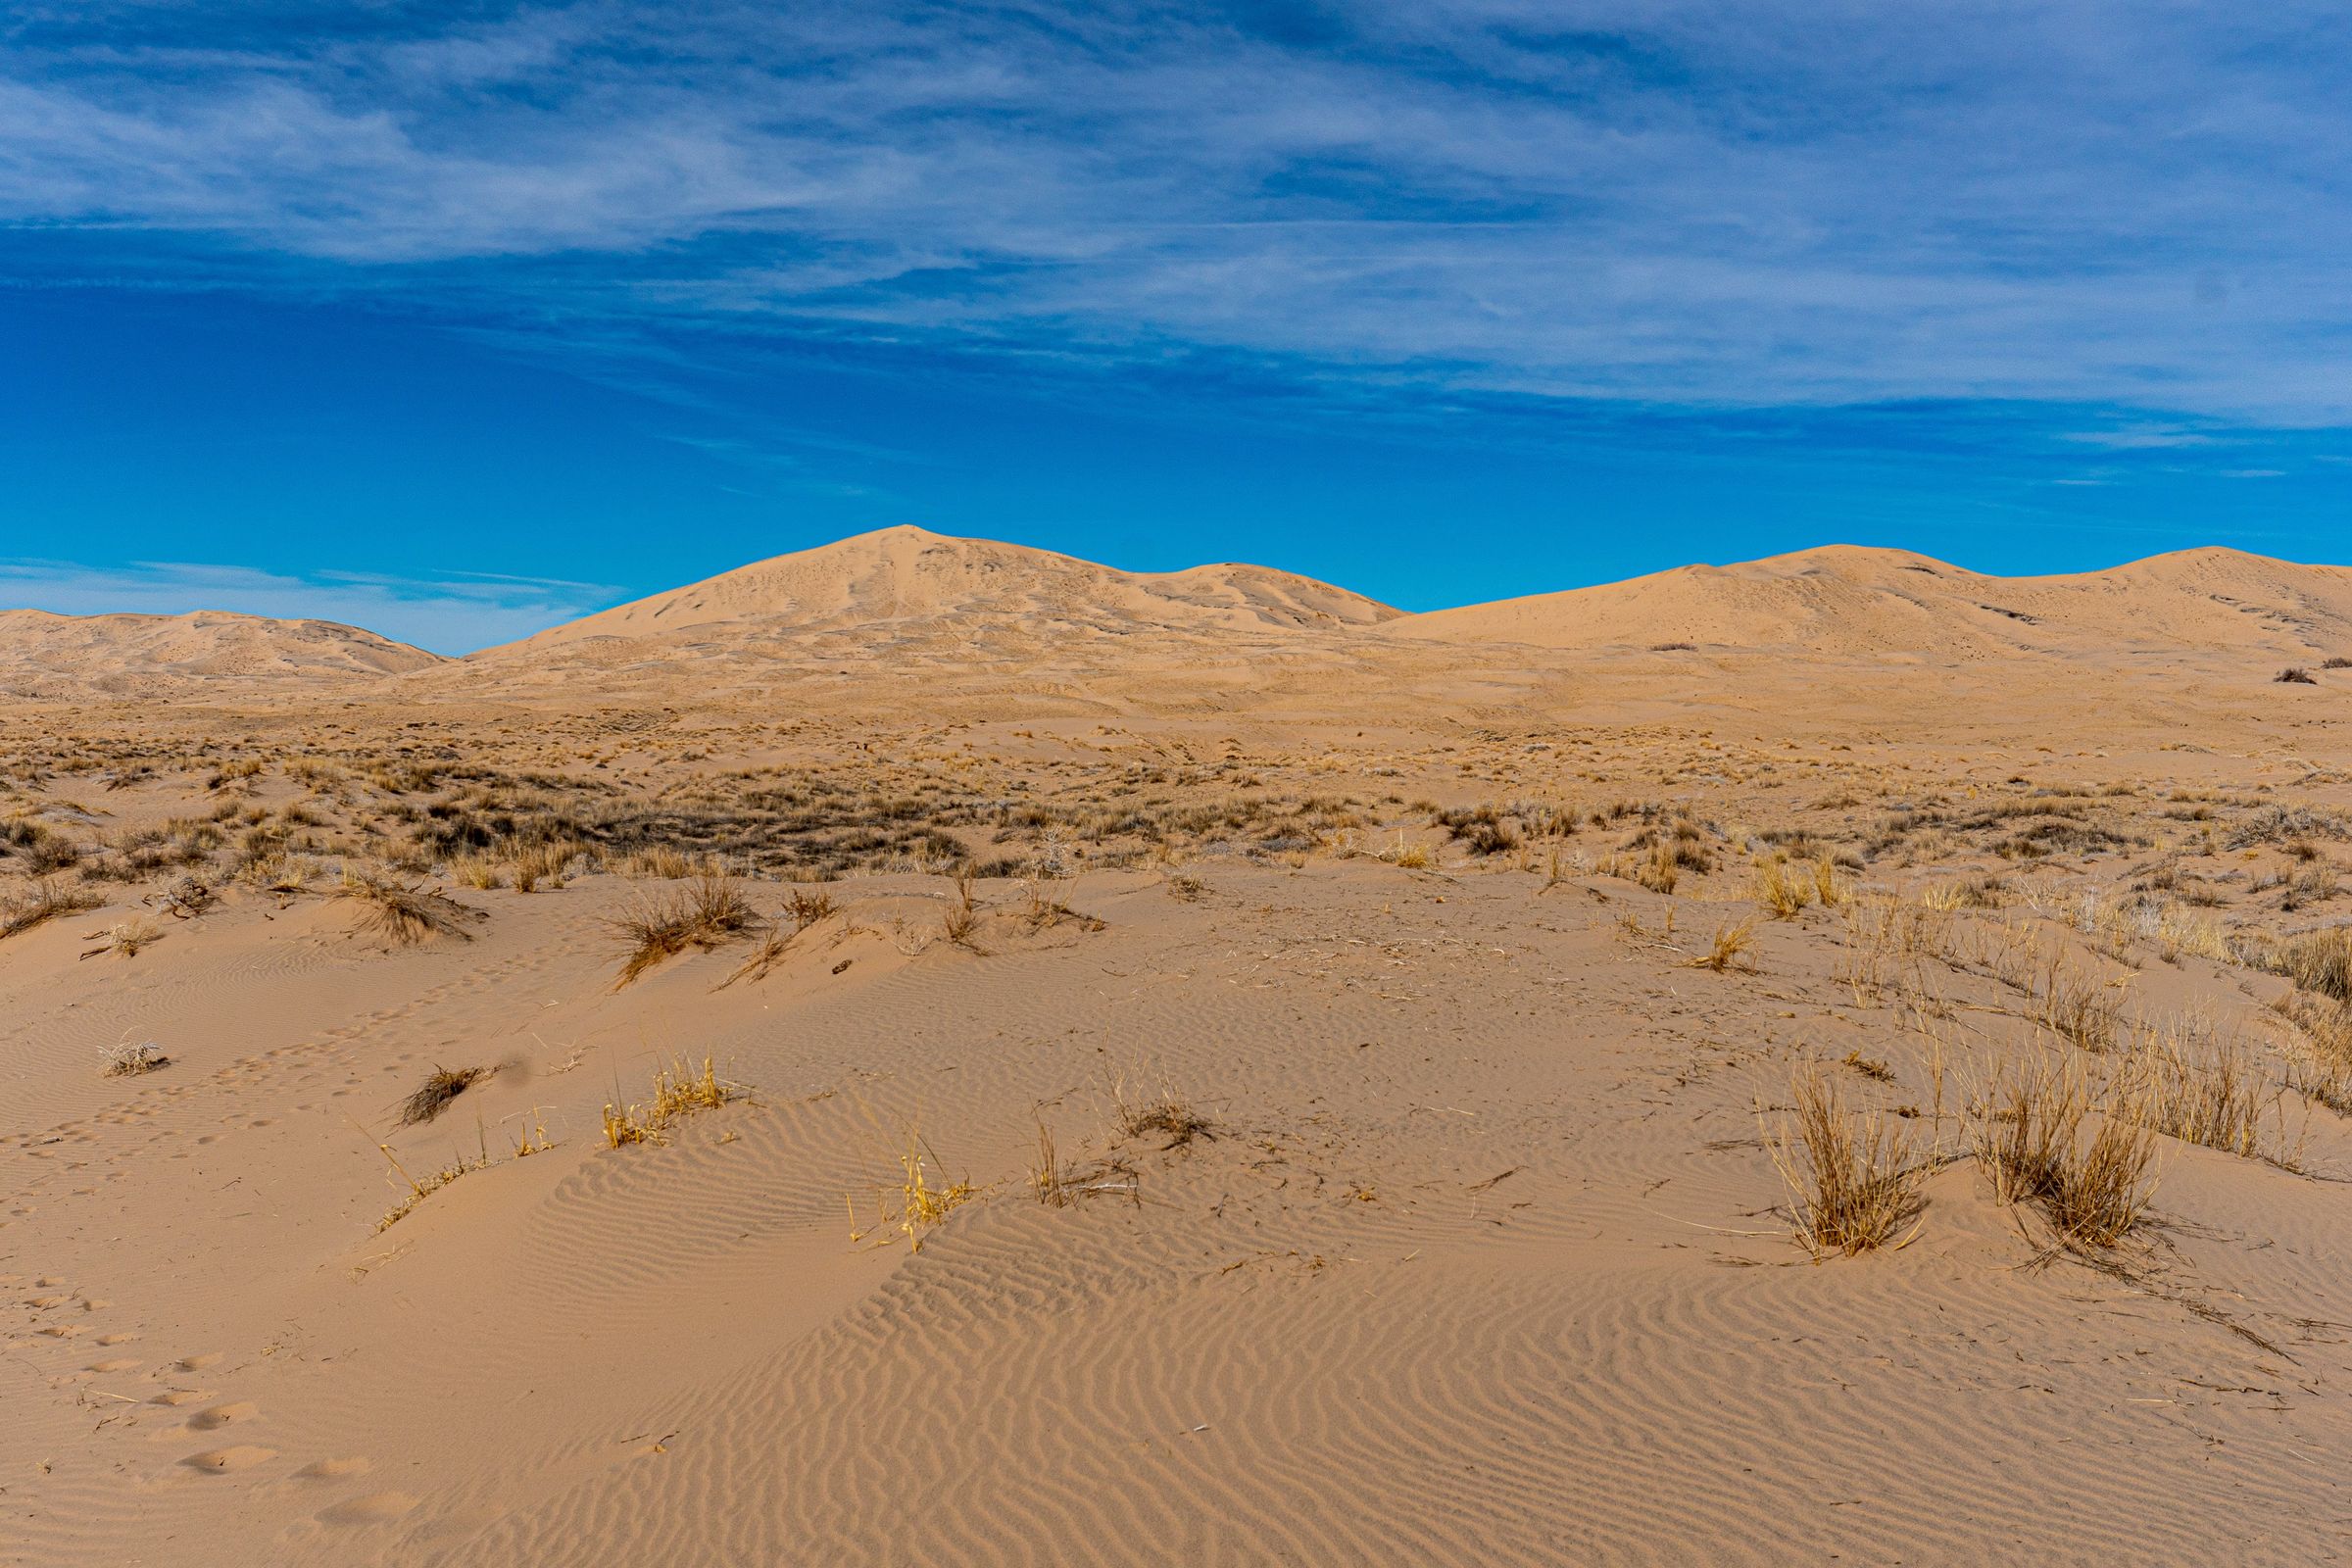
xmin=1392 ymin=543 xmax=2352 ymax=662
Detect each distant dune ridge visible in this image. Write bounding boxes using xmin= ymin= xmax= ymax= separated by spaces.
xmin=1392 ymin=543 xmax=2352 ymax=662
xmin=0 ymin=608 xmax=443 ymax=698
xmin=5 ymin=527 xmax=2351 ymax=697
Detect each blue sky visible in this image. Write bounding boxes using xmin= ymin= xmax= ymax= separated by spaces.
xmin=3 ymin=1 xmax=2349 ymax=652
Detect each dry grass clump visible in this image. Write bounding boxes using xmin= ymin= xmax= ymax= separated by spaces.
xmin=1111 ymin=1073 xmax=1214 ymax=1150
xmin=850 ymin=1126 xmax=978 ymax=1251
xmin=335 ymin=869 xmax=478 ymax=945
xmin=98 ymin=1038 xmax=169 ymax=1077
xmin=2277 ymin=667 xmax=2320 ymax=685
xmin=398 ymin=1064 xmax=490 ymax=1127
xmin=612 ymin=874 xmax=758 ymax=985
xmin=2273 ymin=991 xmax=2352 ymax=1111
xmin=451 ymin=856 xmax=505 ymax=890
xmin=79 ymin=915 xmax=162 ymax=960
xmin=722 ymin=885 xmax=842 ymax=986
xmin=1032 ymin=1122 xmax=1138 ymax=1207
xmin=1687 ymin=918 xmax=1758 ymax=973
xmin=939 ymin=874 xmax=984 ymax=951
xmin=1 ymin=878 xmax=103 ymax=941
xmin=602 ymin=1054 xmax=738 ymax=1147
xmin=1970 ymin=1055 xmax=2155 ymax=1247
xmin=619 ymin=846 xmax=699 ymax=879
xmin=2120 ymin=1024 xmax=2301 ymax=1168
xmin=1755 ymin=857 xmax=1813 ymax=918
xmin=1766 ymin=1067 xmax=1926 ymax=1258
xmin=2278 ymin=926 xmax=2352 ymax=1004
xmin=1164 ymin=870 xmax=1206 ymax=901
xmin=509 ymin=838 xmax=577 ymax=892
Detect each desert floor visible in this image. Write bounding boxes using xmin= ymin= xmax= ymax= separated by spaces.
xmin=6 ymin=678 xmax=2352 ymax=1565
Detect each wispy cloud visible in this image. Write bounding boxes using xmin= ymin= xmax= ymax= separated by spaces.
xmin=5 ymin=3 xmax=2351 ymax=419
xmin=0 ymin=557 xmax=614 ymax=654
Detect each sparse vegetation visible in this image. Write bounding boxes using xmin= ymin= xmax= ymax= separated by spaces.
xmin=612 ymin=874 xmax=758 ymax=985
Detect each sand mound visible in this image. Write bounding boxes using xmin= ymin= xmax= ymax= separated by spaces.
xmin=0 ymin=610 xmax=443 ymax=699
xmin=1388 ymin=544 xmax=2352 ymax=663
xmin=484 ymin=525 xmax=1396 ymax=656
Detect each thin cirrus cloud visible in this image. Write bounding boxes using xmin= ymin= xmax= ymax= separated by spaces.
xmin=4 ymin=1 xmax=2351 ymax=419
xmin=0 ymin=558 xmax=614 ymax=655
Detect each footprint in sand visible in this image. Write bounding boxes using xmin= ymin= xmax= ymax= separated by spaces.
xmin=176 ymin=1352 xmax=225 ymax=1371
xmin=187 ymin=1400 xmax=260 ymax=1432
xmin=297 ymin=1457 xmax=373 ymax=1480
xmin=182 ymin=1445 xmax=276 ymax=1474
xmin=317 ymin=1491 xmax=417 ymax=1526
xmin=151 ymin=1389 xmax=214 ymax=1407
xmin=84 ymin=1358 xmax=141 ymax=1374
xmin=94 ymin=1332 xmax=136 ymax=1346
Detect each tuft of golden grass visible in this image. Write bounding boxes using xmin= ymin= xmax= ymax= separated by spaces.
xmin=78 ymin=915 xmax=162 ymax=960
xmin=1755 ymin=857 xmax=1813 ymax=919
xmin=0 ymin=878 xmax=103 ymax=942
xmin=509 ymin=839 xmax=577 ymax=893
xmin=1111 ymin=1071 xmax=1214 ymax=1150
xmin=399 ymin=1063 xmax=489 ymax=1127
xmin=939 ymin=873 xmax=985 ymax=951
xmin=1766 ymin=1067 xmax=1926 ymax=1258
xmin=849 ymin=1126 xmax=977 ymax=1251
xmin=335 ymin=869 xmax=478 ymax=945
xmin=611 ymin=874 xmax=758 ymax=985
xmin=1969 ymin=1054 xmax=2155 ymax=1248
xmin=2120 ymin=1020 xmax=2303 ymax=1168
xmin=1687 ymin=918 xmax=1758 ymax=973
xmin=602 ymin=1054 xmax=738 ymax=1147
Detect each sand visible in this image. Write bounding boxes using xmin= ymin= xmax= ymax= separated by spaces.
xmin=6 ymin=528 xmax=2352 ymax=1564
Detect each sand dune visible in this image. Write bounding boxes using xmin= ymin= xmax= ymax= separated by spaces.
xmin=0 ymin=610 xmax=444 ymax=699
xmin=1391 ymin=543 xmax=2352 ymax=662
xmin=476 ymin=524 xmax=1396 ymax=659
